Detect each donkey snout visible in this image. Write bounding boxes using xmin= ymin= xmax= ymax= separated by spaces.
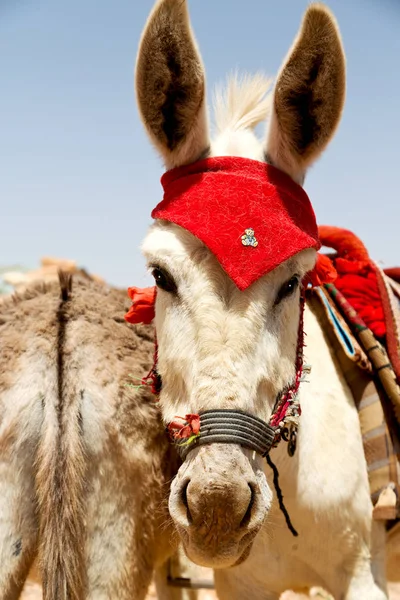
xmin=180 ymin=476 xmax=255 ymax=531
xmin=169 ymin=445 xmax=268 ymax=568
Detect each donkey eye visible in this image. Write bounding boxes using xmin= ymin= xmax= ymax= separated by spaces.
xmin=275 ymin=275 xmax=300 ymax=305
xmin=151 ymin=267 xmax=177 ymax=293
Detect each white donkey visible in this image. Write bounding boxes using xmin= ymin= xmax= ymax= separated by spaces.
xmin=135 ymin=1 xmax=397 ymax=598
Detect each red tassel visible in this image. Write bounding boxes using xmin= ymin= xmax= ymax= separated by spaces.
xmin=125 ymin=286 xmax=156 ymax=325
xmin=168 ymin=414 xmax=201 ymax=440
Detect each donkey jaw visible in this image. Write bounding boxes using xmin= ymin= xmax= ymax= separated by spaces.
xmin=178 ymin=527 xmax=258 ymax=569
xmin=168 ymin=444 xmax=271 ymax=568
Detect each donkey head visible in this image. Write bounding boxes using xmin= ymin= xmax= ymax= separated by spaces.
xmin=135 ymin=0 xmax=345 ymax=568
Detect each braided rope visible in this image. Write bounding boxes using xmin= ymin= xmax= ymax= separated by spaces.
xmin=176 ymin=410 xmax=276 ymax=459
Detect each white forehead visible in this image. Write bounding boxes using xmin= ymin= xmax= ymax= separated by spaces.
xmin=142 ymin=220 xmax=316 ymax=289
xmin=142 ymin=221 xmax=203 ymax=261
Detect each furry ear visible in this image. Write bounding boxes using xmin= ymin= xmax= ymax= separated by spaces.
xmin=135 ymin=0 xmax=209 ymax=169
xmin=265 ymin=3 xmax=346 ymax=183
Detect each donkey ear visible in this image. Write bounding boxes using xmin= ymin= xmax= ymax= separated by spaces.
xmin=265 ymin=3 xmax=346 ymax=183
xmin=135 ymin=0 xmax=209 ymax=169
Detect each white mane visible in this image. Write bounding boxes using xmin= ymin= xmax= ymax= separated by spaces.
xmin=211 ymin=73 xmax=272 ymax=159
xmin=213 ymin=73 xmax=272 ymax=134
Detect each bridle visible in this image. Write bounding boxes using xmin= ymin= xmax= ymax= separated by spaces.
xmin=138 ymin=293 xmax=307 ymax=537
xmin=166 ymin=294 xmax=305 ymax=460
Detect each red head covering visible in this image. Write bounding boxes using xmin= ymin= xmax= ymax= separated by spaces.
xmin=152 ymin=156 xmax=320 ymax=290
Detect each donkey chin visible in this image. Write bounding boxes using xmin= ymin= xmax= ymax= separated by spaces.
xmin=168 ymin=444 xmax=272 ymax=568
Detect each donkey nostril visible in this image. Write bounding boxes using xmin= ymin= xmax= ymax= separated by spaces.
xmin=181 ymin=480 xmax=193 ymax=524
xmin=240 ymin=483 xmax=255 ymax=528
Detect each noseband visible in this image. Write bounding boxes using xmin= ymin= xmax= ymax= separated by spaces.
xmin=176 ymin=410 xmax=276 ymax=460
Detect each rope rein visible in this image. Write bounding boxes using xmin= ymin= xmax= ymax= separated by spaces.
xmin=266 ymin=454 xmax=298 ymax=537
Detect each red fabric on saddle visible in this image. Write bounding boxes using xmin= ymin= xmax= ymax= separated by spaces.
xmin=318 ymin=226 xmax=385 ymax=338
xmin=317 ymin=227 xmax=400 ymax=383
xmin=306 ymin=252 xmax=338 ymax=287
xmin=152 ymin=156 xmax=320 ymax=290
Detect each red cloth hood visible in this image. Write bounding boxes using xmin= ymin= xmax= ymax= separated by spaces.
xmin=152 ymin=156 xmax=320 ymax=290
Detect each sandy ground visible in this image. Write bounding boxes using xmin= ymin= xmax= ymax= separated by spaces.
xmin=19 ymin=581 xmax=400 ymax=599
xmin=20 ymin=564 xmax=400 ymax=600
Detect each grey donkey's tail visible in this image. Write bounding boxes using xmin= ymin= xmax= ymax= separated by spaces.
xmin=34 ymin=271 xmax=87 ymax=599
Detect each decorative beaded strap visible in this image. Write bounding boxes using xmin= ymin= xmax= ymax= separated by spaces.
xmin=176 ymin=410 xmax=276 ymax=460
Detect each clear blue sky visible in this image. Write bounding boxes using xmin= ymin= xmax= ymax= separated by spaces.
xmin=1 ymin=0 xmax=399 ymax=288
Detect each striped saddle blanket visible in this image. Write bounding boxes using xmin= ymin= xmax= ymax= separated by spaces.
xmin=308 ymin=269 xmax=400 ymax=522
